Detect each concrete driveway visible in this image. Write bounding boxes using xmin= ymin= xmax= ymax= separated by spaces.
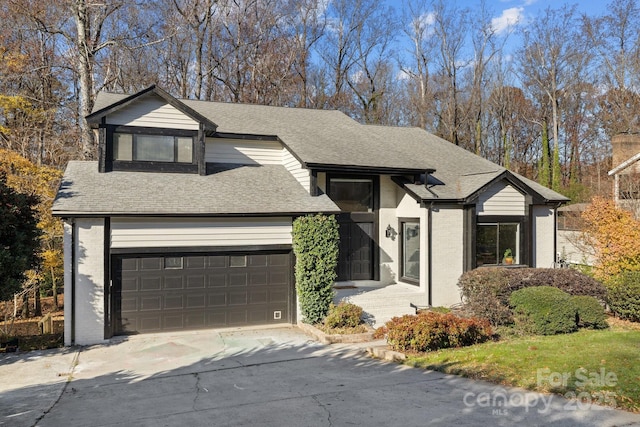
xmin=2 ymin=326 xmax=640 ymax=427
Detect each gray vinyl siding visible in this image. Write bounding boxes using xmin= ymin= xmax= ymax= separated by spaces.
xmin=105 ymin=95 xmax=199 ymax=130
xmin=204 ymin=138 xmax=282 ymax=164
xmin=477 ymin=181 xmax=525 ymax=216
xmin=110 ymin=217 xmax=293 ymax=249
xmin=282 ymin=148 xmax=310 ymax=191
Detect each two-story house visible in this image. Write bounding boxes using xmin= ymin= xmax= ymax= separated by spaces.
xmin=53 ymin=86 xmax=568 ymax=345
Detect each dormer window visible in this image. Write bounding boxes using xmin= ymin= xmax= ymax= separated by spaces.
xmin=113 ymin=132 xmax=193 ymax=163
xmin=105 ymin=126 xmax=199 ymax=173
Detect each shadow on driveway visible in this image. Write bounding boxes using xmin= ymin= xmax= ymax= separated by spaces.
xmin=2 ymin=327 xmax=640 ymax=427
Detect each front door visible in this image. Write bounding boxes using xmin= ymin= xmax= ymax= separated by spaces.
xmin=328 ymin=176 xmax=377 ymax=281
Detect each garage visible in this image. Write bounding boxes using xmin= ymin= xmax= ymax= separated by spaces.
xmin=112 ymin=251 xmax=293 ymax=334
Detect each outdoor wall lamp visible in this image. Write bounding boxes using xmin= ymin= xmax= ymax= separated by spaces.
xmin=386 ymin=224 xmax=397 ymax=240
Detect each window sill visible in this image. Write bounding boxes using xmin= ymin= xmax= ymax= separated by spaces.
xmin=478 ymin=264 xmax=528 ymax=269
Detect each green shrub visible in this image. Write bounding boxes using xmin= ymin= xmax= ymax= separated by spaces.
xmin=324 ymin=302 xmax=363 ymax=328
xmin=509 ymin=286 xmax=577 ymax=335
xmin=571 ymin=295 xmax=608 ymax=329
xmin=458 ymin=268 xmax=607 ymax=326
xmin=292 ymin=214 xmax=339 ymax=324
xmin=507 ymin=268 xmax=607 ymax=303
xmin=607 ymin=272 xmax=640 ymax=322
xmin=382 ymin=312 xmax=492 ymax=353
xmin=457 ymin=268 xmax=513 ymax=325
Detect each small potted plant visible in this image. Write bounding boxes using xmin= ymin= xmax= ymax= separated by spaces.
xmin=503 ymin=248 xmax=514 ymax=265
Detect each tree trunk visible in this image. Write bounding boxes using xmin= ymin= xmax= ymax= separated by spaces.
xmin=21 ymin=292 xmax=29 ymax=318
xmin=34 ymin=287 xmax=42 ymax=317
xmin=73 ymin=0 xmax=96 ymax=159
xmin=51 ymin=265 xmax=59 ymax=310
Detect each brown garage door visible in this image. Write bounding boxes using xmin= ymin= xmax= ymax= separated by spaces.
xmin=113 ymin=252 xmax=292 ymax=334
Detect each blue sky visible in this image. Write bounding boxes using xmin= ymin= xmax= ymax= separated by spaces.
xmin=457 ymin=0 xmax=610 ymax=31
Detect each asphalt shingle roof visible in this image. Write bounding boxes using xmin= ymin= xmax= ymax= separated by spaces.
xmin=88 ymin=90 xmax=569 ymax=204
xmin=52 ymin=161 xmax=339 ymax=216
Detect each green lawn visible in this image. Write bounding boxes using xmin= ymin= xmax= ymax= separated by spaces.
xmin=405 ymin=322 xmax=640 ymax=412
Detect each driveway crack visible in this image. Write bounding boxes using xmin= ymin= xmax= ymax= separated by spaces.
xmin=311 ymin=394 xmax=333 ymax=426
xmin=31 ymin=348 xmax=81 ymax=427
xmin=193 ymin=372 xmax=207 ymax=410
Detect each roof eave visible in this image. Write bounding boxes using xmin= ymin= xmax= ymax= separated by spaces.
xmin=53 ymin=209 xmax=342 ymax=218
xmin=608 ymin=152 xmax=640 ymax=176
xmin=307 ymin=163 xmax=435 ymax=175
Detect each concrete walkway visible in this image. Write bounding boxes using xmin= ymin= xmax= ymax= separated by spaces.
xmin=2 ymin=326 xmax=640 ymax=427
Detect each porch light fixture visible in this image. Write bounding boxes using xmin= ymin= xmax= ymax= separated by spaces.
xmin=386 ymin=224 xmax=397 ymax=240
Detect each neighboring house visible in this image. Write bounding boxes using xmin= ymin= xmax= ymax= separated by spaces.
xmin=609 ymin=133 xmax=640 ymax=217
xmin=52 ymin=85 xmax=568 ymax=345
xmin=556 ymin=203 xmax=594 ymax=267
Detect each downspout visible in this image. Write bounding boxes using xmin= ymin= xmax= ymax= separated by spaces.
xmin=427 ymin=202 xmax=433 ymax=307
xmin=424 ymin=170 xmax=437 ymax=307
xmin=70 ymin=218 xmax=76 ymax=345
xmin=553 ymin=203 xmax=561 ymax=267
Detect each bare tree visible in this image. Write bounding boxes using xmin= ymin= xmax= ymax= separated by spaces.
xmin=399 ymin=0 xmax=438 ymax=129
xmin=516 ymin=5 xmax=590 ymax=189
xmin=430 ymin=0 xmax=469 ymax=146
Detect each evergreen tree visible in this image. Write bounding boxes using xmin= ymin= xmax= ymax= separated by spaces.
xmin=0 ymin=173 xmax=40 ymax=301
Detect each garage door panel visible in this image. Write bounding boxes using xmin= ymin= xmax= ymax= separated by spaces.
xmin=208 ymin=311 xmax=227 ymax=326
xmin=269 ymin=271 xmax=288 ymax=285
xmin=249 ymin=310 xmax=268 ymax=323
xmin=185 ymin=313 xmax=206 ymax=328
xmin=208 ymin=256 xmax=226 ymax=268
xmin=141 ymin=258 xmax=162 ymax=270
xmin=186 ymin=294 xmax=206 ymax=308
xmin=186 ymin=275 xmax=206 ymax=288
xmin=141 ymin=277 xmax=162 ymax=291
xmin=121 ymin=258 xmax=138 ymax=271
xmin=163 ymin=314 xmax=183 ymax=329
xmin=249 ymin=255 xmax=268 ymax=266
xmin=115 ymin=251 xmax=292 ymax=334
xmin=250 ymin=272 xmax=268 ymax=285
xmin=164 ymin=276 xmax=184 ymax=289
xmin=249 ymin=290 xmax=268 ymax=304
xmin=208 ymin=273 xmax=227 ymax=287
xmin=140 ymin=317 xmax=161 ymax=331
xmin=140 ymin=296 xmax=162 ymax=311
xmin=121 ymin=277 xmax=139 ymax=292
xmin=164 ymin=294 xmax=184 ymax=309
xmin=228 ymin=291 xmax=248 ymax=305
xmin=269 ymin=289 xmax=288 ymax=303
xmin=208 ymin=293 xmax=227 ymax=306
xmin=121 ymin=297 xmax=138 ymax=311
xmin=229 ymin=273 xmax=248 ymax=287
xmin=228 ymin=311 xmax=248 ymax=324
xmin=186 ymin=256 xmax=206 ymax=268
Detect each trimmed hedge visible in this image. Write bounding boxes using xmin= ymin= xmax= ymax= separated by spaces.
xmin=292 ymin=214 xmax=339 ymax=324
xmin=509 ymin=286 xmax=577 ymax=335
xmin=381 ymin=312 xmax=492 ymax=353
xmin=324 ymin=302 xmax=363 ymax=329
xmin=607 ymin=271 xmax=640 ymax=322
xmin=458 ymin=268 xmax=607 ymax=325
xmin=572 ymin=295 xmax=607 ymax=329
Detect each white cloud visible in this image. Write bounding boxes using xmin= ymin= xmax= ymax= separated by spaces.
xmin=491 ymin=7 xmax=524 ymax=34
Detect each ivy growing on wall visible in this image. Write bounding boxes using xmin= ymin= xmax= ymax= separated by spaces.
xmin=292 ymin=214 xmax=339 ymax=324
